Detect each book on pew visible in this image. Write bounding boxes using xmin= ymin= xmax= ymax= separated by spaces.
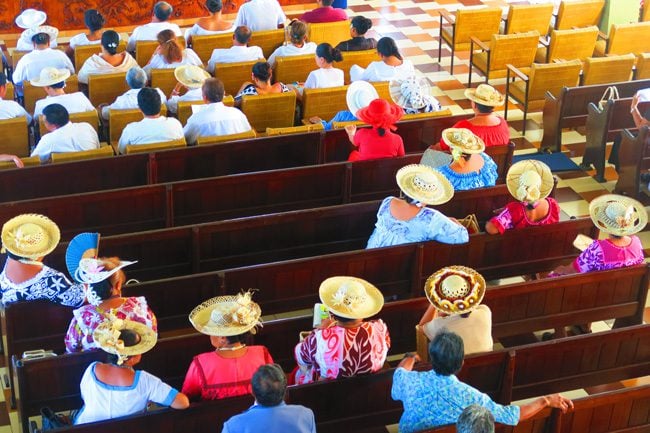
xmin=573 ymin=234 xmax=594 ymax=251
xmin=300 ymin=304 xmax=330 ymax=341
xmin=22 ymin=349 xmax=57 ymax=360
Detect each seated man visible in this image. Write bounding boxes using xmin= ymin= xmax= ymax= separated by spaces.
xmin=101 ymin=66 xmax=167 ymax=119
xmin=207 ymin=26 xmax=264 ymax=74
xmin=222 ymin=364 xmax=316 ymax=433
xmin=31 ymin=104 xmax=100 ymax=163
xmin=31 ymin=67 xmax=94 ymax=119
xmin=118 ymin=87 xmax=184 ymax=154
xmin=234 ymin=0 xmax=286 ymax=32
xmin=127 ymin=1 xmax=182 ymax=52
xmin=184 ymin=77 xmax=252 ymax=144
xmin=300 ymin=0 xmax=348 ymax=23
xmin=0 ymin=72 xmax=31 ymax=122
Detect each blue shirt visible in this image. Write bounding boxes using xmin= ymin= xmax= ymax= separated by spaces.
xmin=391 ymin=368 xmax=520 ymax=433
xmin=320 ymin=110 xmax=358 ymax=130
xmin=436 ymin=153 xmax=499 ymax=191
xmin=222 ymin=402 xmax=316 ymax=433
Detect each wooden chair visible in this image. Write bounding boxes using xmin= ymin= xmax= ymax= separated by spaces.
xmin=50 ymin=145 xmax=115 ymax=163
xmin=5 ymin=82 xmax=15 ymax=102
xmin=22 ymin=74 xmax=80 ymax=114
xmin=581 ymin=54 xmax=635 ymax=86
xmin=371 ymin=81 xmax=391 ymax=102
xmin=594 ymin=22 xmax=650 ymax=57
xmin=266 ymin=123 xmax=324 ymax=135
xmin=336 ymin=49 xmax=378 ymax=84
xmin=38 ymin=109 xmax=100 ymax=138
xmin=251 ymin=29 xmax=285 ymax=59
xmin=274 ymin=54 xmax=316 ymax=85
xmin=301 ymin=85 xmax=348 ymax=124
xmin=10 ymin=50 xmax=29 ymax=74
xmin=505 ymin=60 xmax=582 ymax=134
xmin=108 ymin=109 xmax=145 ymax=146
xmin=191 ymin=33 xmax=233 ymax=63
xmin=214 ymin=60 xmax=259 ymax=97
xmin=0 ymin=117 xmax=30 ymax=157
xmin=438 ymin=7 xmax=502 ymax=74
xmin=503 ymin=3 xmax=554 ymax=36
xmin=124 ymin=138 xmax=187 ymax=154
xmin=151 ymin=69 xmax=179 ymax=96
xmin=177 ymin=95 xmax=234 ymax=125
xmin=469 ymin=31 xmax=539 ymax=86
xmin=196 ymin=129 xmax=258 ymax=145
xmin=635 ymin=53 xmax=650 ymax=80
xmin=88 ymin=72 xmax=130 ymax=107
xmin=535 ymin=26 xmax=599 ymax=63
xmin=308 ymin=20 xmax=351 ymax=47
xmin=0 ymin=156 xmax=39 ymax=170
xmin=554 ymin=0 xmax=605 ymax=30
xmin=643 ymin=1 xmax=650 ymax=22
xmin=135 ymin=38 xmax=186 ymax=67
xmin=74 ymin=40 xmax=126 ymax=72
xmin=241 ymin=92 xmax=296 ymax=132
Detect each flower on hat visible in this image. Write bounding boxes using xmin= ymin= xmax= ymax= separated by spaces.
xmin=515 ymin=170 xmax=542 ymax=203
xmin=330 ymin=280 xmax=369 ymax=312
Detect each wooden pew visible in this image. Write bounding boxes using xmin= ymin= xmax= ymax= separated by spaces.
xmin=614 ymin=126 xmax=650 ymax=198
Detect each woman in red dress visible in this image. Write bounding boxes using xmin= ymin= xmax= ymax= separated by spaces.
xmin=345 ymin=98 xmax=405 ymax=161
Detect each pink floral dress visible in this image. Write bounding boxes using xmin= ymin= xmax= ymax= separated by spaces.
xmin=573 ymin=237 xmax=644 ymax=273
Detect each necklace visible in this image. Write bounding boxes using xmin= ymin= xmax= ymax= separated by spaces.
xmin=216 ymin=344 xmax=246 ymax=352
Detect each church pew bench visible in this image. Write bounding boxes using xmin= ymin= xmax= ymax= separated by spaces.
xmin=614 ymin=126 xmax=650 ymax=198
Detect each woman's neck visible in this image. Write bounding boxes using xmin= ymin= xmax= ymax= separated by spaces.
xmin=292 ymin=41 xmax=305 ymax=48
xmin=336 ymin=319 xmax=363 ymax=328
xmin=4 ymin=258 xmax=42 ymax=282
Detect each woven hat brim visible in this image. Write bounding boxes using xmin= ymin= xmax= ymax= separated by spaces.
xmin=174 ymin=66 xmax=210 ymax=89
xmin=346 ymin=81 xmax=378 ymax=115
xmin=441 ymin=128 xmax=485 ymax=154
xmin=424 ymin=266 xmax=486 ymax=315
xmin=189 ymin=296 xmax=262 ymax=337
xmin=505 ymin=160 xmax=554 ymax=202
xmin=464 ymin=88 xmax=505 ymax=107
xmin=16 ymin=10 xmax=47 ymax=29
xmin=1 ymin=214 xmax=60 ymax=259
xmin=389 ymin=77 xmax=430 ymax=110
xmin=396 ymin=164 xmax=454 ymax=205
xmin=23 ymin=26 xmax=58 ymax=42
xmin=319 ymin=276 xmax=384 ymax=319
xmin=30 ymin=69 xmax=70 ymax=87
xmin=93 ymin=320 xmax=157 ymax=357
xmin=589 ymin=194 xmax=648 ymax=237
xmin=356 ymin=102 xmax=403 ymax=128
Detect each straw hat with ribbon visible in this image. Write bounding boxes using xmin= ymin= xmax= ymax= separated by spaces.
xmin=29 ymin=67 xmax=70 ymax=87
xmin=589 ymin=194 xmax=647 ymax=237
xmin=506 ymin=160 xmax=554 ymax=204
xmin=15 ymin=9 xmax=47 ymax=29
xmin=1 ymin=214 xmax=60 ymax=261
xmin=189 ymin=291 xmax=262 ymax=337
xmin=319 ymin=276 xmax=384 ymax=320
xmin=93 ymin=317 xmax=157 ymax=365
xmin=396 ymin=164 xmax=454 ymax=206
xmin=74 ymin=258 xmax=137 ymax=306
xmin=346 ymin=81 xmax=379 ymax=115
xmin=356 ymin=99 xmax=404 ymax=131
xmin=174 ymin=65 xmax=211 ymax=89
xmin=464 ymin=84 xmax=505 ymax=107
xmin=23 ymin=25 xmax=59 ymax=43
xmin=424 ymin=266 xmax=486 ymax=315
xmin=442 ymin=128 xmax=485 ymax=161
xmin=389 ymin=75 xmax=431 ymax=111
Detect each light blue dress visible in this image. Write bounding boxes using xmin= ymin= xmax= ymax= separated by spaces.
xmin=436 ymin=153 xmax=498 ymax=191
xmin=366 ymin=197 xmax=469 ymax=249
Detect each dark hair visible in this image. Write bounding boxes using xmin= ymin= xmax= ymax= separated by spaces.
xmin=288 ymin=20 xmax=308 ymax=44
xmin=49 ymin=81 xmax=65 ymax=89
xmin=234 ymin=26 xmax=252 ymax=44
xmin=157 ymin=29 xmax=183 ymax=64
xmin=87 ymin=257 xmax=127 ymax=301
xmin=252 ymin=61 xmax=272 ymax=82
xmin=84 ymin=9 xmax=105 ymax=32
xmin=316 ymin=43 xmax=342 ymax=64
xmin=251 ymin=364 xmax=287 ymax=406
xmin=202 ymin=78 xmax=225 ymax=103
xmin=321 ymin=0 xmax=334 ymax=6
xmin=474 ymin=102 xmax=493 ymax=114
xmin=43 ymin=104 xmax=69 ymax=128
xmin=206 ymin=0 xmax=223 ymax=13
xmin=225 ymin=332 xmax=248 ymax=344
xmin=101 ymin=30 xmax=120 ymax=55
xmin=377 ymin=36 xmax=402 ymax=61
xmin=0 ymin=72 xmax=6 ymax=87
xmin=106 ymin=329 xmax=141 ymax=364
xmin=377 ymin=127 xmax=386 ymax=137
xmin=351 ymin=16 xmax=372 ymax=35
xmin=330 ymin=313 xmax=356 ymax=323
xmin=137 ymin=87 xmax=162 ymax=116
xmin=429 ymin=330 xmax=464 ymax=376
xmin=154 ymin=1 xmax=173 ymax=21
xmin=32 ymin=32 xmax=50 ymax=45
xmin=457 ymin=404 xmax=495 ymax=433
xmin=461 ymin=153 xmax=472 ymax=161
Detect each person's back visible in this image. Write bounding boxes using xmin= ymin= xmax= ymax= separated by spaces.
xmin=300 ymin=0 xmax=348 ymax=23
xmin=0 ymin=72 xmax=31 ymax=122
xmin=207 ymin=26 xmax=263 ymax=73
xmin=423 ymin=305 xmax=493 ymax=355
xmin=127 ymin=2 xmax=182 ymax=51
xmin=234 ymin=0 xmax=286 ymax=32
xmin=13 ymin=33 xmax=74 ymax=84
xmin=33 ymin=92 xmax=94 ymax=119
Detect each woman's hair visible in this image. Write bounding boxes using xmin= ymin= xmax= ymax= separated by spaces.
xmin=157 ymin=29 xmax=183 ymax=64
xmin=351 ymin=16 xmax=372 ymax=35
xmin=252 ymin=61 xmax=272 ymax=82
xmin=288 ymin=20 xmax=308 ymax=45
xmin=225 ymin=332 xmax=249 ymax=344
xmin=429 ymin=330 xmax=464 ymax=376
xmin=32 ymin=33 xmax=50 ymax=46
xmin=206 ymin=0 xmax=223 ymax=13
xmin=101 ymin=30 xmax=120 ymax=55
xmin=84 ymin=9 xmax=105 ymax=32
xmin=88 ymin=257 xmax=127 ymax=302
xmin=474 ymin=102 xmax=494 ymax=114
xmin=316 ymin=43 xmax=343 ymax=64
xmin=106 ymin=329 xmax=141 ymax=364
xmin=330 ymin=313 xmax=357 ymax=323
xmin=377 ymin=36 xmax=402 ymax=61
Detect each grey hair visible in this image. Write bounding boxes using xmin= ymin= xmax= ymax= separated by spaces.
xmin=457 ymin=405 xmax=495 ymax=433
xmin=126 ymin=67 xmax=147 ymax=89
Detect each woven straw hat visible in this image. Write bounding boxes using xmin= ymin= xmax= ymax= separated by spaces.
xmin=506 ymin=160 xmax=554 ymax=203
xmin=424 ymin=266 xmax=486 ymax=315
xmin=442 ymin=128 xmax=485 ymax=154
xmin=23 ymin=25 xmax=59 ymax=43
xmin=464 ymin=84 xmax=505 ymax=107
xmin=396 ymin=164 xmax=454 ymax=205
xmin=389 ymin=75 xmax=431 ymax=110
xmin=189 ymin=292 xmax=262 ymax=337
xmin=319 ymin=276 xmax=384 ymax=319
xmin=346 ymin=81 xmax=379 ymax=115
xmin=74 ymin=258 xmax=137 ymax=284
xmin=174 ymin=65 xmax=210 ymax=89
xmin=93 ymin=318 xmax=157 ymax=363
xmin=15 ymin=9 xmax=47 ymax=29
xmin=1 ymin=214 xmax=60 ymax=259
xmin=589 ymin=194 xmax=647 ymax=237
xmin=30 ymin=67 xmax=70 ymax=87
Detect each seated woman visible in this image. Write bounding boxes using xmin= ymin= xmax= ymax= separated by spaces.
xmin=429 ymin=128 xmax=498 ymax=191
xmin=486 ymin=160 xmax=559 ymax=235
xmin=294 ymin=276 xmax=390 ymax=383
xmin=185 ymin=0 xmax=235 ymax=45
xmin=267 ymin=20 xmax=317 ymax=67
xmin=65 ymin=256 xmax=157 ymax=352
xmin=345 ymin=98 xmax=404 ymax=161
xmin=234 ymin=61 xmax=292 ymax=105
xmin=67 ymin=9 xmax=105 ymax=57
xmin=350 ymin=36 xmax=414 ymax=82
xmin=417 ymin=266 xmax=492 ymax=356
xmin=336 ymin=15 xmax=377 ymax=52
xmin=167 ymin=65 xmax=211 ymax=114
xmin=304 ymin=43 xmax=344 ymax=89
xmin=75 ymin=317 xmax=189 ymax=424
xmin=78 ymin=30 xmax=139 ymax=85
xmin=366 ymin=164 xmax=468 ymax=249
xmin=14 ymin=9 xmax=58 ymax=51
xmin=143 ymin=30 xmax=203 ymax=78
xmin=0 ymin=214 xmax=84 ymax=306
xmin=182 ymin=292 xmax=273 ymax=400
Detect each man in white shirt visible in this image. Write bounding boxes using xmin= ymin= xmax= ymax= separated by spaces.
xmin=207 ymin=26 xmax=264 ymax=73
xmin=12 ymin=31 xmax=75 ymax=92
xmin=31 ymin=104 xmax=100 ymax=163
xmin=127 ymin=2 xmax=183 ymax=52
xmin=0 ymin=73 xmax=31 ymax=123
xmin=118 ymin=87 xmax=184 ymax=154
xmin=102 ymin=66 xmax=167 ymax=119
xmin=184 ymin=78 xmax=252 ymax=144
xmin=31 ymin=67 xmax=95 ymax=120
xmin=234 ymin=0 xmax=286 ymax=32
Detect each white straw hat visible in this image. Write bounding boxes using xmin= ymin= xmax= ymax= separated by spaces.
xmin=396 ymin=164 xmax=454 ymax=205
xmin=94 ymin=318 xmax=157 ymax=365
xmin=174 ymin=65 xmax=210 ymax=89
xmin=15 ymin=9 xmax=47 ymax=29
xmin=319 ymin=276 xmax=384 ymax=320
xmin=464 ymin=84 xmax=505 ymax=107
xmin=23 ymin=25 xmax=59 ymax=43
xmin=389 ymin=75 xmax=431 ymax=111
xmin=346 ymin=81 xmax=379 ymax=115
xmin=1 ymin=214 xmax=60 ymax=259
xmin=506 ymin=160 xmax=554 ymax=203
xmin=589 ymin=194 xmax=647 ymax=237
xmin=189 ymin=292 xmax=262 ymax=337
xmin=441 ymin=128 xmax=485 ymax=155
xmin=424 ymin=266 xmax=486 ymax=315
xmin=29 ymin=67 xmax=70 ymax=87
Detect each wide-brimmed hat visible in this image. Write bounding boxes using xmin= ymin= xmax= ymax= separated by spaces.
xmin=589 ymin=194 xmax=647 ymax=237
xmin=389 ymin=75 xmax=431 ymax=111
xmin=189 ymin=292 xmax=262 ymax=337
xmin=396 ymin=164 xmax=454 ymax=205
xmin=356 ymin=99 xmax=404 ymax=130
xmin=174 ymin=65 xmax=210 ymax=89
xmin=1 ymin=214 xmax=60 ymax=259
xmin=74 ymin=258 xmax=137 ymax=284
xmin=464 ymin=84 xmax=505 ymax=107
xmin=424 ymin=266 xmax=486 ymax=315
xmin=506 ymin=160 xmax=554 ymax=203
xmin=93 ymin=317 xmax=157 ymax=365
xmin=15 ymin=9 xmax=47 ymax=29
xmin=346 ymin=81 xmax=379 ymax=115
xmin=29 ymin=67 xmax=70 ymax=87
xmin=23 ymin=25 xmax=59 ymax=43
xmin=442 ymin=128 xmax=485 ymax=154
xmin=319 ymin=276 xmax=384 ymax=320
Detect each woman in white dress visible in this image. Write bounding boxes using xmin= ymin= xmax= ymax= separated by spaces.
xmin=67 ymin=9 xmax=104 ymax=55
xmin=267 ymin=20 xmax=317 ymax=67
xmin=350 ymin=36 xmax=414 ymax=82
xmin=143 ymin=30 xmax=203 ymax=78
xmin=304 ymin=43 xmax=344 ymax=89
xmin=77 ymin=30 xmax=139 ymax=85
xmin=185 ymin=0 xmax=235 ymax=46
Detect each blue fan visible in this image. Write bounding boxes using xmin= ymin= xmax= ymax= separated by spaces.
xmin=66 ymin=233 xmax=100 ymax=282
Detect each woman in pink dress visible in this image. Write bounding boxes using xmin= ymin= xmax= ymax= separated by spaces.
xmin=345 ymin=98 xmax=405 ymax=162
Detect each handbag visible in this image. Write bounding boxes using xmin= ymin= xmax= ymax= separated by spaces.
xmin=457 ymin=214 xmax=480 ymax=234
xmin=598 ymin=86 xmax=620 ymax=110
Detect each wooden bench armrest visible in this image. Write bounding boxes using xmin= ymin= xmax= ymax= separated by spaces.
xmin=470 ymin=36 xmax=490 ymax=52
xmin=439 ymin=9 xmax=455 ymax=24
xmin=597 ymin=31 xmax=608 ymax=41
xmin=553 ymin=58 xmax=566 ymax=63
xmin=506 ymin=64 xmax=529 ymax=81
xmin=539 ymin=36 xmax=550 ymax=47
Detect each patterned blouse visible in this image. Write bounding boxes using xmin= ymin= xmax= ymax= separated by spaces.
xmin=65 ymin=296 xmax=158 ymax=353
xmin=436 ymin=153 xmax=499 ymax=191
xmin=0 ymin=264 xmax=85 ymax=307
xmin=294 ymin=320 xmax=390 ymax=384
xmin=488 ymin=198 xmax=560 ymax=234
xmin=234 ymin=83 xmax=291 ymax=101
xmin=573 ymin=237 xmax=644 ymax=273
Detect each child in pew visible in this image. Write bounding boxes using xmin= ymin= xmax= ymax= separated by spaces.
xmin=75 ymin=317 xmax=189 ymax=424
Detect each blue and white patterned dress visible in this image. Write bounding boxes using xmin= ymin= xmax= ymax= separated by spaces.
xmin=436 ymin=153 xmax=499 ymax=191
xmin=0 ymin=264 xmax=85 ymax=307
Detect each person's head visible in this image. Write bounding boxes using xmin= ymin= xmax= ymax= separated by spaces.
xmin=31 ymin=32 xmax=50 ymax=49
xmin=126 ymin=67 xmax=147 ymax=89
xmin=206 ymin=0 xmax=223 ymax=13
xmin=202 ymin=78 xmax=225 ymax=103
xmin=101 ymin=30 xmax=120 ymax=55
xmin=157 ymin=29 xmax=182 ymax=64
xmin=153 ymin=1 xmax=173 ymax=22
xmin=319 ymin=0 xmax=334 ymax=6
xmin=1 ymin=214 xmax=60 ymax=263
xmin=377 ymin=36 xmax=402 ymax=61
xmin=85 ymin=257 xmax=128 ymax=303
xmin=429 ymin=330 xmax=464 ymax=376
xmin=137 ymin=87 xmax=162 ymax=116
xmin=287 ymin=20 xmax=308 ymax=45
xmin=84 ymin=9 xmax=105 ymax=32
xmin=356 ymin=98 xmax=403 ymax=136
xmin=106 ymin=329 xmax=142 ymax=366
xmin=44 ymin=80 xmax=66 ymax=94
xmin=315 ymin=43 xmax=342 ymax=68
xmin=0 ymin=72 xmax=7 ymax=99
xmin=457 ymin=405 xmax=495 ymax=433
xmin=330 ymin=313 xmax=358 ymax=324
xmin=42 ymin=104 xmax=69 ymax=131
xmin=351 ymin=15 xmax=372 ymax=37
xmin=472 ymin=101 xmax=493 ymax=114
xmin=209 ymin=331 xmax=249 ymax=348
xmin=233 ymin=26 xmax=252 ymax=45
xmin=251 ymin=61 xmax=273 ymax=83
xmin=251 ymin=364 xmax=287 ymax=407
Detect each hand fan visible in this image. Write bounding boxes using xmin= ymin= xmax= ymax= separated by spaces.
xmin=65 ymin=232 xmax=100 ymax=282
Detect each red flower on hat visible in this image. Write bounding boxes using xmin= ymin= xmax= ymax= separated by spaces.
xmin=356 ymin=99 xmax=404 ymax=131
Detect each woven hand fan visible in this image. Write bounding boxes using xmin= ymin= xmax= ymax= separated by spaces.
xmin=66 ymin=232 xmax=100 ymax=282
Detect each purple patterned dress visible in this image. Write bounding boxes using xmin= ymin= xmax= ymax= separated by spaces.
xmin=573 ymin=237 xmax=644 ymax=273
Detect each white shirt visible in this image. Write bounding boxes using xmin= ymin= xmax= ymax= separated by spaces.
xmin=207 ymin=45 xmax=264 ymax=73
xmin=636 ymin=88 xmax=650 ymax=103
xmin=350 ymin=60 xmax=415 ymax=83
xmin=143 ymin=49 xmax=204 ymax=77
xmin=13 ymin=48 xmax=75 ymax=84
xmin=166 ymin=87 xmax=203 ymax=113
xmin=69 ymin=33 xmax=102 ymax=50
xmin=127 ymin=22 xmax=183 ymax=52
xmin=77 ymin=52 xmax=139 ymax=84
xmin=0 ymin=99 xmax=32 ymax=123
xmin=118 ymin=116 xmax=185 ymax=154
xmin=31 ymin=122 xmax=100 ymax=162
xmin=234 ymin=0 xmax=286 ymax=32
xmin=304 ymin=67 xmax=344 ymax=89
xmin=183 ymin=102 xmax=252 ymax=144
xmin=101 ymin=88 xmax=168 ymax=119
xmin=185 ymin=23 xmax=236 ymax=42
xmin=16 ymin=30 xmax=58 ymax=51
xmin=33 ymin=92 xmax=95 ymax=119
xmin=423 ymin=304 xmax=493 ymax=356
xmin=267 ymin=42 xmax=317 ymax=68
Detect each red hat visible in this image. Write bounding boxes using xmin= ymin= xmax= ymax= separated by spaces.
xmin=356 ymin=98 xmax=404 ymax=131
